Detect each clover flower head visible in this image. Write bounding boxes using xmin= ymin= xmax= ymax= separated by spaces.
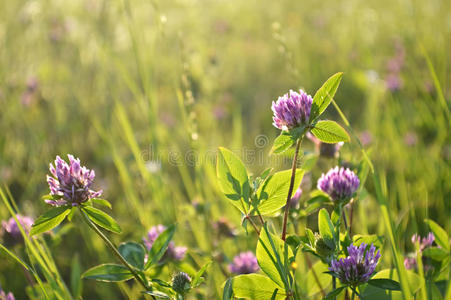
xmin=329 ymin=243 xmax=381 ymax=286
xmin=229 ymin=251 xmax=259 ymax=274
xmin=0 ymin=290 xmax=14 ymax=300
xmin=2 ymin=215 xmax=33 ymax=241
xmin=411 ymin=232 xmax=434 ymax=251
xmin=404 ymin=232 xmax=435 ymax=271
xmin=143 ymin=225 xmax=187 ymax=261
xmin=272 ymin=90 xmax=313 ymax=130
xmin=46 ymin=155 xmax=102 ymax=206
xmin=403 ymin=256 xmax=417 ymax=270
xmin=317 ymin=166 xmax=359 ymax=202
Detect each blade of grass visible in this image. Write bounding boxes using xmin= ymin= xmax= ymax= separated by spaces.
xmin=0 ymin=243 xmax=50 ymax=299
xmin=372 ymin=173 xmax=412 ymax=300
xmin=415 ymin=241 xmax=428 ymax=300
xmin=419 ymin=43 xmax=450 ymax=125
xmin=0 ymin=187 xmax=72 ymax=299
xmin=331 ymin=98 xmax=374 ymax=173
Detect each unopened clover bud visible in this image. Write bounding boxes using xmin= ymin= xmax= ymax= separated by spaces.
xmin=315 ymin=238 xmax=335 ymax=258
xmin=172 ymin=272 xmax=191 ymax=294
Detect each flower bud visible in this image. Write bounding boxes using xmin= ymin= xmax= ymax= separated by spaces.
xmin=172 ymin=272 xmax=191 ymax=294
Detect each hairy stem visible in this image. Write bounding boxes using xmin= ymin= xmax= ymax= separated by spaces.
xmin=281 ymin=137 xmax=303 ymax=241
xmin=79 ymin=208 xmax=151 ymax=294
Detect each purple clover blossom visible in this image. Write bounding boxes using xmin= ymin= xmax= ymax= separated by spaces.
xmin=329 ymin=243 xmax=381 ymax=286
xmin=272 ymin=90 xmax=312 ymax=130
xmin=403 ymin=257 xmax=417 ymax=270
xmin=46 ymin=155 xmax=102 ymax=207
xmin=229 ymin=251 xmax=259 ymax=274
xmin=143 ymin=225 xmax=187 ymax=261
xmin=317 ymin=167 xmax=360 ymax=202
xmin=2 ymin=215 xmax=34 ymax=240
xmin=404 ymin=232 xmax=435 ymax=271
xmin=0 ymin=290 xmax=15 ymax=300
xmin=412 ymin=233 xmax=434 ymax=251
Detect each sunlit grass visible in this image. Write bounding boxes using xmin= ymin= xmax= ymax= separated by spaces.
xmin=0 ymin=0 xmax=450 ymax=299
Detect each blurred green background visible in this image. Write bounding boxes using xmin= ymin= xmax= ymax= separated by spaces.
xmin=0 ymin=0 xmax=450 ymax=299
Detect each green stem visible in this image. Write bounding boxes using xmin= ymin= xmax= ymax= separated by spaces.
xmin=351 ymin=288 xmax=356 ymax=300
xmin=332 ymin=277 xmax=336 ymax=298
xmin=341 ymin=206 xmax=349 ymax=233
xmin=415 ymin=241 xmax=428 ymax=300
xmin=348 ymin=200 xmax=354 ymax=236
xmin=79 ymin=208 xmax=150 ymax=293
xmin=245 ymin=215 xmax=261 ymax=235
xmin=281 ymin=136 xmax=303 ymax=241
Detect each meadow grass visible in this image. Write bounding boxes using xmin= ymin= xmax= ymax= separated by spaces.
xmin=0 ymin=0 xmax=450 ymax=299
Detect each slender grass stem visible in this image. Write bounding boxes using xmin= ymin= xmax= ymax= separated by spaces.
xmin=79 ymin=208 xmax=152 ymax=295
xmin=282 ymin=137 xmax=303 ymax=241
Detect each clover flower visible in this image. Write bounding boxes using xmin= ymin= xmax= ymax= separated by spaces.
xmin=229 ymin=251 xmax=259 ymax=274
xmin=317 ymin=166 xmax=359 ymax=202
xmin=46 ymin=155 xmax=102 ymax=206
xmin=404 ymin=232 xmax=435 ymax=271
xmin=412 ymin=233 xmax=434 ymax=251
xmin=2 ymin=215 xmax=33 ymax=243
xmin=359 ymin=131 xmax=373 ymax=146
xmin=329 ymin=243 xmax=381 ymax=286
xmin=0 ymin=289 xmax=14 ymax=300
xmin=143 ymin=225 xmax=187 ymax=261
xmin=272 ymin=90 xmax=313 ymax=130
